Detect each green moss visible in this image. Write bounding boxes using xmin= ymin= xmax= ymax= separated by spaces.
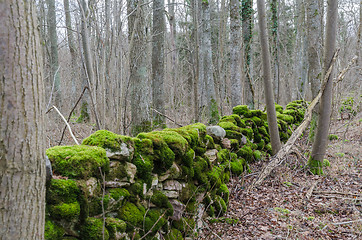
xmin=133 ymin=138 xmax=154 ymax=155
xmin=109 ymin=188 xmax=130 ymax=202
xmin=213 ymin=195 xmax=227 ymax=216
xmin=205 ymin=134 xmax=215 ymax=149
xmin=172 ymin=218 xmax=195 ymax=234
xmin=128 ymin=181 xmax=144 ymax=200
xmin=46 ymin=145 xmax=109 ymax=179
xmin=328 ymin=134 xmax=338 ymax=141
xmin=275 ymin=104 xmax=283 ymax=113
xmin=143 ymin=209 xmax=167 ymax=236
xmin=308 ymin=156 xmax=324 ymax=175
xmin=183 ymin=149 xmax=195 ymax=167
xmin=251 ymin=116 xmax=263 ymax=126
xmin=82 ymin=130 xmax=133 ymax=154
xmin=193 ymin=158 xmax=210 ymax=188
xmin=323 ymin=159 xmax=331 ymax=167
xmin=277 ymin=114 xmax=294 ymax=124
xmin=217 ymin=149 xmax=230 ymax=163
xmin=217 ymin=184 xmax=229 ymax=204
xmin=45 ymin=220 xmax=65 ymax=240
xmin=105 ymin=218 xmax=126 ymax=239
xmin=236 ymin=146 xmax=253 ymax=162
xmin=229 ymin=139 xmax=239 ymax=149
xmin=232 ymin=105 xmax=251 ymax=117
xmin=219 ymin=114 xmax=245 ymax=127
xmin=81 ymin=217 xmax=109 ymax=240
xmin=207 ymin=166 xmax=224 ymax=189
xmin=77 ymin=102 xmax=90 ymax=123
xmin=230 ymin=159 xmax=244 ymax=175
xmin=225 ymin=130 xmax=244 ymax=142
xmin=218 ymin=121 xmax=240 ymax=132
xmin=47 ymin=179 xmax=80 ymax=204
xmin=240 ymin=128 xmax=253 ymax=139
xmin=49 ymin=202 xmax=80 ymax=221
xmin=164 ymin=228 xmax=183 ymax=240
xmin=151 ymin=191 xmax=173 ymax=216
xmin=253 ymin=150 xmax=262 ymax=161
xmin=179 ymin=183 xmax=197 ymax=203
xmin=118 ymin=202 xmax=145 ymax=229
xmin=88 ymin=194 xmax=111 ymax=216
xmin=132 ymin=155 xmax=153 ymax=185
xmin=209 ymin=98 xmax=220 ymax=124
xmin=256 ymin=139 xmax=265 ymax=150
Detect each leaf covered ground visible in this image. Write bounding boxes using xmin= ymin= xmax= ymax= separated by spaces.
xmin=199 ymin=114 xmax=361 ymax=239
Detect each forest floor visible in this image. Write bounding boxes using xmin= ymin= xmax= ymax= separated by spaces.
xmin=199 ymin=112 xmax=362 ymax=240
xmin=46 ymin=108 xmax=361 ymax=240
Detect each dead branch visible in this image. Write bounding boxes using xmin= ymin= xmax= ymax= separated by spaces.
xmin=248 ymin=50 xmax=339 ymax=191
xmin=313 ymin=191 xmax=362 ymax=198
xmin=306 ymin=180 xmax=320 ymax=200
xmin=331 ymin=219 xmax=362 ymax=226
xmin=151 ymin=108 xmax=183 ymax=127
xmin=46 ymin=105 xmax=80 ymax=145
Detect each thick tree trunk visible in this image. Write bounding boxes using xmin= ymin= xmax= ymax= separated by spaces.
xmin=257 ymin=0 xmax=281 ymax=154
xmin=242 ymin=0 xmax=255 ymax=109
xmin=230 ymin=0 xmax=243 ymax=107
xmin=47 ymin=0 xmax=61 ymax=104
xmin=152 ymin=0 xmax=166 ymax=128
xmin=128 ymin=0 xmax=151 ymax=135
xmin=306 ymin=0 xmax=322 ymax=99
xmin=0 ymin=1 xmax=46 ymax=239
xmin=309 ymin=0 xmax=338 ymax=174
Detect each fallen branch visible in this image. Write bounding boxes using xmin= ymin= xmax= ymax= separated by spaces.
xmin=150 ymin=108 xmax=183 ymax=127
xmin=306 ymin=180 xmax=320 ymax=200
xmin=248 ymin=50 xmax=339 ymax=190
xmin=313 ymin=190 xmax=362 ymax=198
xmin=46 ymin=105 xmax=80 ymax=145
xmin=331 ymin=219 xmax=362 ymax=226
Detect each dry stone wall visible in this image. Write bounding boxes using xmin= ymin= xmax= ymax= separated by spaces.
xmin=45 ymin=101 xmax=307 ymax=240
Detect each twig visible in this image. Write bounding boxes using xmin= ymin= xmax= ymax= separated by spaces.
xmin=46 ymin=105 xmax=79 ymax=145
xmin=139 ymin=212 xmax=166 ymax=240
xmin=313 ymin=191 xmax=362 ymax=197
xmin=306 ymin=180 xmax=320 ymax=200
xmin=331 ymin=219 xmax=362 ymax=225
xmin=151 ymin=108 xmax=183 ymax=127
xmin=59 ymin=87 xmax=88 ymax=145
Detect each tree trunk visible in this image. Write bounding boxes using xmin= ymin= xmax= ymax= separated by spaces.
xmin=230 ymin=0 xmax=243 ymax=107
xmin=270 ymin=0 xmax=280 ymax=103
xmin=192 ymin=0 xmax=200 ymax=122
xmin=201 ymin=0 xmax=219 ymax=124
xmin=242 ymin=0 xmax=255 ymax=109
xmin=128 ymin=0 xmax=151 ymax=135
xmin=257 ymin=0 xmax=281 ymax=154
xmin=306 ymin=0 xmax=322 ymax=99
xmin=152 ymin=0 xmax=166 ymax=128
xmin=309 ymin=0 xmax=338 ymax=175
xmin=0 ymin=1 xmax=46 ymax=239
xmin=47 ymin=0 xmax=61 ymax=105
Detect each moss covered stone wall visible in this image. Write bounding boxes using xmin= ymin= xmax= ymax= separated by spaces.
xmin=45 ymin=101 xmax=307 ymax=240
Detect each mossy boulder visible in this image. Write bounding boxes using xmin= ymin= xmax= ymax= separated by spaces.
xmin=219 ymin=114 xmax=245 ymax=128
xmin=277 ymin=113 xmax=294 ymax=124
xmin=217 ymin=183 xmax=230 ymax=204
xmin=46 ymin=145 xmax=109 ymax=179
xmin=49 ymin=202 xmax=80 ymax=221
xmin=230 ymin=158 xmax=245 ymax=175
xmin=118 ymin=202 xmax=145 ymax=230
xmin=218 ymin=121 xmax=240 ymax=132
xmin=45 ymin=219 xmax=65 ymax=240
xmin=82 ymin=130 xmax=133 ymax=153
xmin=275 ymin=104 xmax=284 ymax=113
xmin=233 ymin=105 xmax=251 ymax=117
xmin=81 ymin=217 xmax=109 ymax=240
xmin=172 ymin=217 xmax=195 ymax=235
xmin=236 ymin=145 xmax=253 ymax=162
xmin=143 ymin=209 xmax=167 ymax=236
xmin=151 ymin=191 xmax=174 ymax=216
xmin=213 ymin=195 xmax=227 ymax=216
xmin=164 ymin=228 xmax=183 ymax=240
xmin=47 ymin=179 xmax=80 ymax=204
xmin=105 ymin=217 xmax=126 ymax=239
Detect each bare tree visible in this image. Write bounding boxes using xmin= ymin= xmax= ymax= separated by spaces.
xmin=0 ymin=1 xmax=46 ymax=238
xmin=230 ymin=0 xmax=243 ymax=107
xmin=270 ymin=0 xmax=280 ymax=102
xmin=309 ymin=0 xmax=338 ymax=174
xmin=257 ymin=0 xmax=281 ymax=154
xmin=152 ymin=0 xmax=166 ymax=128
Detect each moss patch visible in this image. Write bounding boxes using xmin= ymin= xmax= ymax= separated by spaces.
xmin=49 ymin=202 xmax=80 ymax=221
xmin=118 ymin=202 xmax=145 ymax=230
xmin=81 ymin=217 xmax=109 ymax=240
xmin=82 ymin=130 xmax=133 ymax=153
xmin=45 ymin=219 xmax=65 ymax=240
xmin=105 ymin=217 xmax=126 ymax=239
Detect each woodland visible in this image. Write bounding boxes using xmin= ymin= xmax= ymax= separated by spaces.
xmin=0 ymin=0 xmax=361 ymax=239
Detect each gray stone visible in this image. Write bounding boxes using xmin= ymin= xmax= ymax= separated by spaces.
xmin=169 ymin=199 xmax=186 ymax=221
xmin=159 ymin=162 xmax=181 ymax=182
xmin=163 ymin=180 xmax=184 ymax=191
xmin=206 ymin=126 xmax=226 ymax=141
xmin=106 ymin=143 xmax=133 ymax=161
xmin=105 ymin=181 xmax=130 ymax=188
xmin=125 ymin=162 xmax=137 ymax=183
xmin=221 ymin=138 xmax=231 ymax=149
xmin=162 ymin=190 xmax=179 ymax=199
xmin=46 ymin=156 xmax=53 ymax=182
xmin=205 ymin=149 xmax=218 ymax=163
xmin=86 ymin=177 xmax=98 ymax=197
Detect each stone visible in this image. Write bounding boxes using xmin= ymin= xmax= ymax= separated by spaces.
xmin=106 ymin=143 xmax=133 ymax=161
xmin=221 ymin=138 xmax=231 ymax=149
xmin=162 ymin=190 xmax=179 ymax=199
xmin=169 ymin=199 xmax=186 ymax=221
xmin=159 ymin=162 xmax=181 ymax=182
xmin=163 ymin=180 xmax=183 ymax=191
xmin=46 ymin=156 xmax=53 ymax=182
xmin=86 ymin=177 xmax=98 ymax=197
xmin=205 ymin=149 xmax=218 ymax=163
xmin=151 ymin=174 xmax=159 ymax=188
xmin=125 ymin=162 xmax=137 ymax=183
xmin=105 ymin=181 xmax=130 ymax=188
xmin=206 ymin=126 xmax=226 ymax=141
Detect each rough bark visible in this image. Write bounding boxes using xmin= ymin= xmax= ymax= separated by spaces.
xmin=47 ymin=0 xmax=61 ymax=104
xmin=0 ymin=1 xmax=46 ymax=239
xmin=128 ymin=0 xmax=151 ymax=135
xmin=306 ymin=0 xmax=322 ymax=99
xmin=230 ymin=0 xmax=243 ymax=107
xmin=152 ymin=0 xmax=166 ymax=128
xmin=201 ymin=0 xmax=219 ymax=124
xmin=242 ymin=0 xmax=255 ymax=109
xmin=192 ymin=0 xmax=200 ymax=122
xmin=309 ymin=0 xmax=338 ymax=175
xmin=257 ymin=0 xmax=281 ymax=154
xmin=270 ymin=0 xmax=280 ymax=102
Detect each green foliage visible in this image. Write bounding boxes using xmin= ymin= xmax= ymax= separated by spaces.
xmin=45 ymin=220 xmax=65 ymax=240
xmin=275 ymin=104 xmax=283 ymax=113
xmin=81 ymin=217 xmax=109 ymax=240
xmin=339 ymin=97 xmax=356 ymax=116
xmin=46 ymin=145 xmax=109 ymax=179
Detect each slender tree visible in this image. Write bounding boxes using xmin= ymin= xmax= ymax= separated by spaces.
xmin=270 ymin=0 xmax=280 ymax=102
xmin=230 ymin=0 xmax=243 ymax=107
xmin=152 ymin=0 xmax=166 ymax=128
xmin=128 ymin=0 xmax=151 ymax=135
xmin=257 ymin=0 xmax=281 ymax=154
xmin=0 ymin=1 xmax=46 ymax=238
xmin=309 ymin=0 xmax=338 ymax=174
xmin=242 ymin=0 xmax=255 ymax=108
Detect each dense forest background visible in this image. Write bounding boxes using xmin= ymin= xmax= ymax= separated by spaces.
xmin=38 ymin=0 xmax=361 ymax=138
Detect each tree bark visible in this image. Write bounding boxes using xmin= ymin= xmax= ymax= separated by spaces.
xmin=309 ymin=0 xmax=338 ymax=175
xmin=128 ymin=0 xmax=151 ymax=135
xmin=270 ymin=0 xmax=280 ymax=103
xmin=152 ymin=0 xmax=166 ymax=128
xmin=257 ymin=0 xmax=281 ymax=154
xmin=242 ymin=0 xmax=255 ymax=109
xmin=0 ymin=1 xmax=46 ymax=239
xmin=230 ymin=0 xmax=243 ymax=107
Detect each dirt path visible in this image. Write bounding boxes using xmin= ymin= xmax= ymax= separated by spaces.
xmin=200 ymin=114 xmax=361 ymax=240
